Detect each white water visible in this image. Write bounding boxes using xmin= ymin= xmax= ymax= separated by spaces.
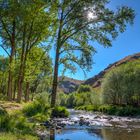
xmin=54 ymin=109 xmax=140 ymax=128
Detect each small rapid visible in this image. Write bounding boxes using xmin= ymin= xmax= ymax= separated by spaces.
xmin=38 ymin=109 xmax=140 ymax=140
xmin=53 ymin=109 xmax=140 ymax=129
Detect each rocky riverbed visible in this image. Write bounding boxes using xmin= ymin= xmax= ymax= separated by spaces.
xmin=37 ymin=109 xmax=140 ymax=140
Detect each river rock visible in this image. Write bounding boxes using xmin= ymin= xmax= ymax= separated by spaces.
xmin=94 ymin=115 xmax=101 ymax=119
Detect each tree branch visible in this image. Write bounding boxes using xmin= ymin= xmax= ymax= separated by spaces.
xmin=1 ymin=19 xmax=12 ymax=42
xmin=0 ymin=45 xmax=10 ymax=57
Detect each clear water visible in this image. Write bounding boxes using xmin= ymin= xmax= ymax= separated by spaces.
xmin=48 ymin=127 xmax=140 ymax=140
xmin=55 ymin=129 xmax=102 ymax=140
xmin=44 ymin=110 xmax=140 ymax=140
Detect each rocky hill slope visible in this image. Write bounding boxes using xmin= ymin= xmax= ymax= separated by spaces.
xmin=58 ymin=53 xmax=140 ymax=93
xmin=58 ymin=76 xmax=84 ymax=93
xmin=84 ymin=52 xmax=140 ymax=88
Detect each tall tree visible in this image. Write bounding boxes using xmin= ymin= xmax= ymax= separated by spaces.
xmin=24 ymin=46 xmax=52 ymax=102
xmin=15 ymin=0 xmax=52 ymax=102
xmin=0 ymin=1 xmax=19 ymax=100
xmin=0 ymin=0 xmax=53 ymax=102
xmin=50 ymin=0 xmax=135 ymax=107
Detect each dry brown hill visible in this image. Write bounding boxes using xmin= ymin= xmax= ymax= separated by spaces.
xmin=84 ymin=52 xmax=140 ymax=88
xmin=58 ymin=76 xmax=84 ymax=93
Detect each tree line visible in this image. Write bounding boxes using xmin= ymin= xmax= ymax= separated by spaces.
xmin=0 ymin=0 xmax=135 ymax=107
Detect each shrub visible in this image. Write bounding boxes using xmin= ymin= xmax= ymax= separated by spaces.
xmin=77 ymin=85 xmax=92 ymax=93
xmin=22 ymin=101 xmax=42 ymax=117
xmin=0 ymin=107 xmax=8 ymax=116
xmin=0 ymin=132 xmax=38 ymax=140
xmin=31 ymin=113 xmax=50 ymax=122
xmin=0 ymin=114 xmax=11 ymax=131
xmin=85 ymin=105 xmax=98 ymax=111
xmin=115 ymin=106 xmax=140 ymax=116
xmin=99 ymin=105 xmax=118 ymax=115
xmin=22 ymin=101 xmax=50 ymax=117
xmin=0 ymin=107 xmax=10 ymax=131
xmin=98 ymin=105 xmax=140 ymax=116
xmin=51 ymin=106 xmax=69 ymax=118
xmin=101 ymin=60 xmax=140 ymax=106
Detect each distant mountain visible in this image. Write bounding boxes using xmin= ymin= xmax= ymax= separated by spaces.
xmin=58 ymin=76 xmax=84 ymax=93
xmin=84 ymin=52 xmax=140 ymax=88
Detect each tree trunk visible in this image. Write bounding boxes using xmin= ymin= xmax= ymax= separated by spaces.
xmin=17 ymin=25 xmax=26 ymax=103
xmin=7 ymin=64 xmax=13 ymax=100
xmin=13 ymin=79 xmax=17 ymax=100
xmin=25 ymin=82 xmax=30 ymax=102
xmin=31 ymin=93 xmax=34 ymax=101
xmin=51 ymin=10 xmax=63 ymax=108
xmin=17 ymin=57 xmax=24 ymax=103
xmin=50 ymin=129 xmax=55 ymax=140
xmin=7 ymin=20 xmax=16 ymax=101
xmin=51 ymin=45 xmax=60 ymax=108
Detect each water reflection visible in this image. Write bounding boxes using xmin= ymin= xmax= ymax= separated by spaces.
xmin=47 ymin=127 xmax=140 ymax=140
xmin=101 ymin=128 xmax=140 ymax=140
xmin=50 ymin=129 xmax=55 ymax=140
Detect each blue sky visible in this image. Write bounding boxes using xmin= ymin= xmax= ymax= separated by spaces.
xmin=66 ymin=0 xmax=140 ymax=80
xmin=0 ymin=0 xmax=140 ymax=80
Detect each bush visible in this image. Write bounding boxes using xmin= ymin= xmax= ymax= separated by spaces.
xmin=31 ymin=113 xmax=50 ymax=122
xmin=98 ymin=105 xmax=140 ymax=116
xmin=22 ymin=101 xmax=42 ymax=117
xmin=75 ymin=105 xmax=99 ymax=112
xmin=77 ymin=85 xmax=92 ymax=93
xmin=51 ymin=106 xmax=69 ymax=118
xmin=85 ymin=105 xmax=98 ymax=111
xmin=22 ymin=101 xmax=50 ymax=117
xmin=0 ymin=107 xmax=10 ymax=131
xmin=0 ymin=107 xmax=8 ymax=116
xmin=101 ymin=60 xmax=140 ymax=106
xmin=0 ymin=132 xmax=38 ymax=140
xmin=98 ymin=105 xmax=117 ymax=115
xmin=115 ymin=106 xmax=140 ymax=116
xmin=0 ymin=111 xmax=33 ymax=133
xmin=0 ymin=114 xmax=11 ymax=131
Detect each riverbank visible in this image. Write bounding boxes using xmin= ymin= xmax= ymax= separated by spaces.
xmin=36 ymin=109 xmax=140 ymax=140
xmin=75 ymin=105 xmax=140 ymax=116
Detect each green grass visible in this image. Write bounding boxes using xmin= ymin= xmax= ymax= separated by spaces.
xmin=51 ymin=106 xmax=70 ymax=118
xmin=75 ymin=104 xmax=140 ymax=116
xmin=0 ymin=132 xmax=38 ymax=140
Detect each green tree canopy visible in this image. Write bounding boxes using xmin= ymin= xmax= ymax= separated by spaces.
xmin=102 ymin=60 xmax=140 ymax=106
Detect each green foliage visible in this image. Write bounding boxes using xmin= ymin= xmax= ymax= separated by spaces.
xmin=0 ymin=109 xmax=33 ymax=133
xmin=51 ymin=106 xmax=69 ymax=118
xmin=31 ymin=113 xmax=50 ymax=122
xmin=0 ymin=113 xmax=10 ymax=131
xmin=98 ymin=105 xmax=140 ymax=116
xmin=52 ymin=0 xmax=135 ymax=74
xmin=56 ymin=92 xmax=68 ymax=106
xmin=75 ymin=104 xmax=140 ymax=116
xmin=0 ymin=132 xmax=38 ymax=140
xmin=101 ymin=60 xmax=140 ymax=106
xmin=0 ymin=107 xmax=8 ymax=116
xmin=21 ymin=94 xmax=51 ymax=124
xmin=98 ymin=105 xmax=117 ymax=115
xmin=75 ymin=105 xmax=99 ymax=112
xmin=22 ymin=101 xmax=48 ymax=117
xmin=77 ymin=85 xmax=92 ymax=93
xmin=22 ymin=102 xmax=42 ymax=117
xmin=50 ymin=0 xmax=135 ymax=107
xmin=65 ymin=89 xmax=101 ymax=108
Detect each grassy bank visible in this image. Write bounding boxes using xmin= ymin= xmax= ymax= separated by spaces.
xmin=0 ymin=132 xmax=38 ymax=140
xmin=0 ymin=97 xmax=69 ymax=139
xmin=75 ymin=105 xmax=140 ymax=116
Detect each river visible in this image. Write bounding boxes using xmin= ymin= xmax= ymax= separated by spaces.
xmin=39 ymin=109 xmax=140 ymax=140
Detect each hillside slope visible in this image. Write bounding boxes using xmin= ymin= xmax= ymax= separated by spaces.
xmin=58 ymin=76 xmax=84 ymax=93
xmin=84 ymin=52 xmax=140 ymax=88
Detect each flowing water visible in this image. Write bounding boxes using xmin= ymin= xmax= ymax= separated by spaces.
xmin=40 ymin=109 xmax=140 ymax=140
